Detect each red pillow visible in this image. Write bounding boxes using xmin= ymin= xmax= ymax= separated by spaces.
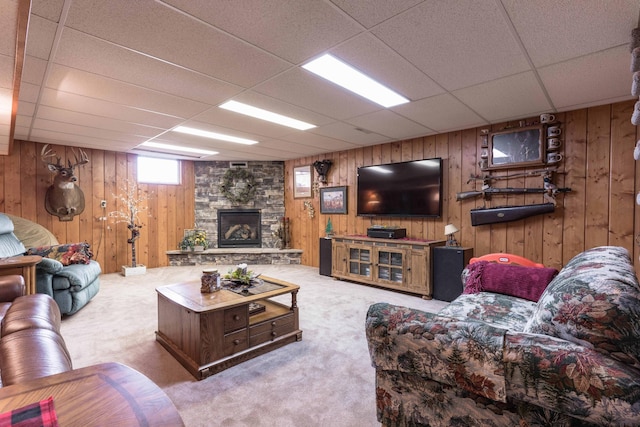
xmin=463 ymin=261 xmax=558 ymax=302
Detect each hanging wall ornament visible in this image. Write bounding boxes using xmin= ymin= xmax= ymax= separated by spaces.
xmin=220 ymin=168 xmax=257 ymax=205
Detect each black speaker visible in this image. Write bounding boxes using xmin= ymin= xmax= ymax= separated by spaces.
xmin=432 ymin=247 xmax=473 ymax=302
xmin=319 ymin=238 xmax=332 ymax=276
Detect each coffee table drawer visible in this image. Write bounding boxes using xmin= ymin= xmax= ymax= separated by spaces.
xmin=223 ymin=330 xmax=248 ymax=356
xmin=249 ymin=314 xmax=295 ymax=346
xmin=224 ymin=306 xmax=247 ymax=333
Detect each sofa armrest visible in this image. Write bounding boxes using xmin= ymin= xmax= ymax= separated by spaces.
xmin=366 ymin=302 xmax=508 ymax=402
xmin=0 ymin=275 xmax=25 ymax=302
xmin=36 ymin=258 xmax=63 ymax=274
xmin=505 ymin=331 xmax=640 ymax=424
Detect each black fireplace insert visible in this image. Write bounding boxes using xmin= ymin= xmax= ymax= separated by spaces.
xmin=218 ymin=209 xmax=261 ymax=248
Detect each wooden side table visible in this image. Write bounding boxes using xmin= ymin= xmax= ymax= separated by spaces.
xmin=0 ymin=362 xmax=184 ymax=426
xmin=0 ymin=255 xmax=42 ymax=295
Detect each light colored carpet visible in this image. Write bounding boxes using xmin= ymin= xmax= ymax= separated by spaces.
xmin=60 ymin=264 xmax=448 ymax=427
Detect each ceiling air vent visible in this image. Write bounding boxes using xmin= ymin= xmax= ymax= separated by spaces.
xmin=229 ymin=161 xmax=248 ymax=168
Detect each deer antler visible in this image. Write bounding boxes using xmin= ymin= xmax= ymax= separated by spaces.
xmin=41 ymin=144 xmax=61 ymax=167
xmin=68 ymin=147 xmax=89 ymax=168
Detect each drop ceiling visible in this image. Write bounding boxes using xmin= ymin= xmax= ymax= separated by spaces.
xmin=3 ymin=0 xmax=639 ymax=160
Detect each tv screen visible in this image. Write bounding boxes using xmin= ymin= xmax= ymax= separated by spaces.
xmin=357 ymin=158 xmax=442 ymax=218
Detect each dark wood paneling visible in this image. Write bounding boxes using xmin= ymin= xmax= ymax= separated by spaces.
xmin=285 ymin=100 xmax=640 ymax=271
xmin=0 ymin=141 xmax=195 ymax=274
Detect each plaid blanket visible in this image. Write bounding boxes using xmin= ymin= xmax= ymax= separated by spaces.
xmin=0 ymin=397 xmax=58 ymax=427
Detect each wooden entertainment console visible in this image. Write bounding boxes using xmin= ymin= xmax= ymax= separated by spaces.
xmin=331 ymin=235 xmax=445 ymax=298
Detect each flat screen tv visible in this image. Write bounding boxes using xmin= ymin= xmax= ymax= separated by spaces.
xmin=357 ymin=158 xmax=442 ymax=218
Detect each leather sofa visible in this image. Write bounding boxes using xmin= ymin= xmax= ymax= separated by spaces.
xmin=0 ymin=275 xmax=72 ymax=386
xmin=366 ymin=246 xmax=640 ymax=426
xmin=0 ymin=213 xmax=100 ymax=315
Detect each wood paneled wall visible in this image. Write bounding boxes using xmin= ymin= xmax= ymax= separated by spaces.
xmin=0 ymin=140 xmax=195 ymax=274
xmin=284 ymin=100 xmax=640 ymax=272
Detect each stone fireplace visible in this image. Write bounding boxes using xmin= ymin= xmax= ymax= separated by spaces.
xmin=217 ymin=209 xmax=261 ymax=248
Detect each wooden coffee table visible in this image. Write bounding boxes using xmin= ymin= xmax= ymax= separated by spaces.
xmin=156 ymin=275 xmax=302 ymax=380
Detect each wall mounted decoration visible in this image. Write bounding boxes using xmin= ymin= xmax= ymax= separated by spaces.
xmin=294 ymin=165 xmax=312 ymax=198
xmin=41 ymin=144 xmax=89 ymax=221
xmin=486 ymin=124 xmax=544 ymax=170
xmin=319 ymin=186 xmax=347 ymax=214
xmin=220 ymin=168 xmax=257 ymax=205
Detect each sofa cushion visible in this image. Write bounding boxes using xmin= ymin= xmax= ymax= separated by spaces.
xmin=28 ymin=242 xmax=93 ymax=266
xmin=51 ymin=260 xmax=101 ymax=291
xmin=524 ymin=246 xmax=640 ymax=368
xmin=0 ymin=215 xmax=26 ymax=258
xmin=1 ymin=294 xmax=62 ymax=336
xmin=6 ymin=214 xmax=59 ymax=248
xmin=462 ymin=261 xmax=558 ymax=302
xmin=0 ymin=328 xmax=72 ymax=386
xmin=439 ymin=292 xmax=537 ymax=331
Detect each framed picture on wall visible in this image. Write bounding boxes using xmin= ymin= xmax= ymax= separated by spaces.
xmin=293 ymin=165 xmax=312 ymax=198
xmin=319 ymin=186 xmax=347 ymax=214
xmin=486 ymin=124 xmax=545 ymax=170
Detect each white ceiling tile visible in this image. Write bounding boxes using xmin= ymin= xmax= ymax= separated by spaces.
xmin=394 ymin=94 xmax=488 ymax=132
xmin=453 ymin=72 xmax=552 ymax=122
xmin=345 ymin=110 xmax=433 ymax=139
xmin=21 ymin=55 xmax=47 ymax=85
xmin=39 ymin=89 xmax=185 ymax=129
xmin=502 ymin=0 xmax=638 ymax=67
xmin=310 ymin=121 xmax=391 ymax=145
xmin=0 ymin=55 xmax=14 ymax=88
xmin=0 ymin=0 xmax=19 ymax=57
xmin=372 ymin=0 xmax=531 ymax=91
xmin=31 ymin=0 xmax=64 ymax=22
xmin=46 ymin=65 xmax=210 ymax=118
xmin=35 ymin=105 xmax=166 ymax=137
xmin=6 ymin=0 xmax=640 ymax=160
xmin=65 ymin=0 xmax=290 ymax=87
xmin=279 ymin=132 xmax=362 ymax=152
xmin=164 ymin=0 xmax=362 ymax=63
xmin=256 ymin=68 xmax=381 ymax=120
xmin=30 ymin=129 xmax=141 ymax=152
xmin=54 ymin=28 xmax=243 ymax=105
xmin=24 ymin=14 xmax=58 ymax=60
xmin=328 ymin=33 xmax=444 ymax=101
xmin=16 ymin=101 xmax=35 ymax=117
xmin=539 ymin=45 xmax=633 ymax=110
xmin=32 ymin=118 xmax=150 ymax=144
xmin=17 ymin=81 xmax=41 ymax=103
xmin=330 ymin=0 xmax=423 ymax=29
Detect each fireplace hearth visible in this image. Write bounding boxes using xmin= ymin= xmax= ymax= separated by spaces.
xmin=218 ymin=209 xmax=261 ymax=248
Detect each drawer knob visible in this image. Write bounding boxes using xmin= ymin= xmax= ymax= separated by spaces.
xmin=233 ymin=339 xmax=240 ymax=345
xmin=233 ymin=315 xmax=240 ymax=321
xmin=271 ymin=332 xmax=277 ymax=337
xmin=271 ymin=321 xmax=277 ymax=326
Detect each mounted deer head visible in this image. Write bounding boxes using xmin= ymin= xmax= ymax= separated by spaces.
xmin=41 ymin=144 xmax=89 ymax=221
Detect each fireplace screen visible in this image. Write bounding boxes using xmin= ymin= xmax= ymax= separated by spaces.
xmin=218 ymin=209 xmax=261 ymax=248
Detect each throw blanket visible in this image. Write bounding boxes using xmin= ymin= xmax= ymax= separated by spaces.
xmin=463 ymin=260 xmax=558 ymax=302
xmin=0 ymin=396 xmax=58 ymax=427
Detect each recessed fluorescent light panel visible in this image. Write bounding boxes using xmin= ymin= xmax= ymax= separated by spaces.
xmin=220 ymin=100 xmax=316 ymax=130
xmin=173 ymin=126 xmax=258 ymax=145
xmin=302 ymin=54 xmax=409 ymax=108
xmin=140 ymin=141 xmax=218 ymax=156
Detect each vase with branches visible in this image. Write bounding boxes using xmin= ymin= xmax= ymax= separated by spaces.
xmin=108 ymin=181 xmax=151 ymax=271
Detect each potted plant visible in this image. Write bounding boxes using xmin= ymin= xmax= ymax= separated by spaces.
xmin=179 ymin=229 xmax=209 ymax=251
xmin=109 ymin=181 xmax=151 ymax=276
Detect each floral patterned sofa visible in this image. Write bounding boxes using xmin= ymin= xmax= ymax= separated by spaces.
xmin=366 ymin=246 xmax=640 ymax=426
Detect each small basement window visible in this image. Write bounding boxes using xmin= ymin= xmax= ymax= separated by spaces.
xmin=137 ymin=156 xmax=181 ymax=185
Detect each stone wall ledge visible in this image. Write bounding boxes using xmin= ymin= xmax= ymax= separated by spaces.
xmin=166 ymin=248 xmax=302 ymax=255
xmin=166 ymin=248 xmax=302 ymax=266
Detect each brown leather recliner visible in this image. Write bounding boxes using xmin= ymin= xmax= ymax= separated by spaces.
xmin=0 ymin=274 xmax=73 ymax=386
